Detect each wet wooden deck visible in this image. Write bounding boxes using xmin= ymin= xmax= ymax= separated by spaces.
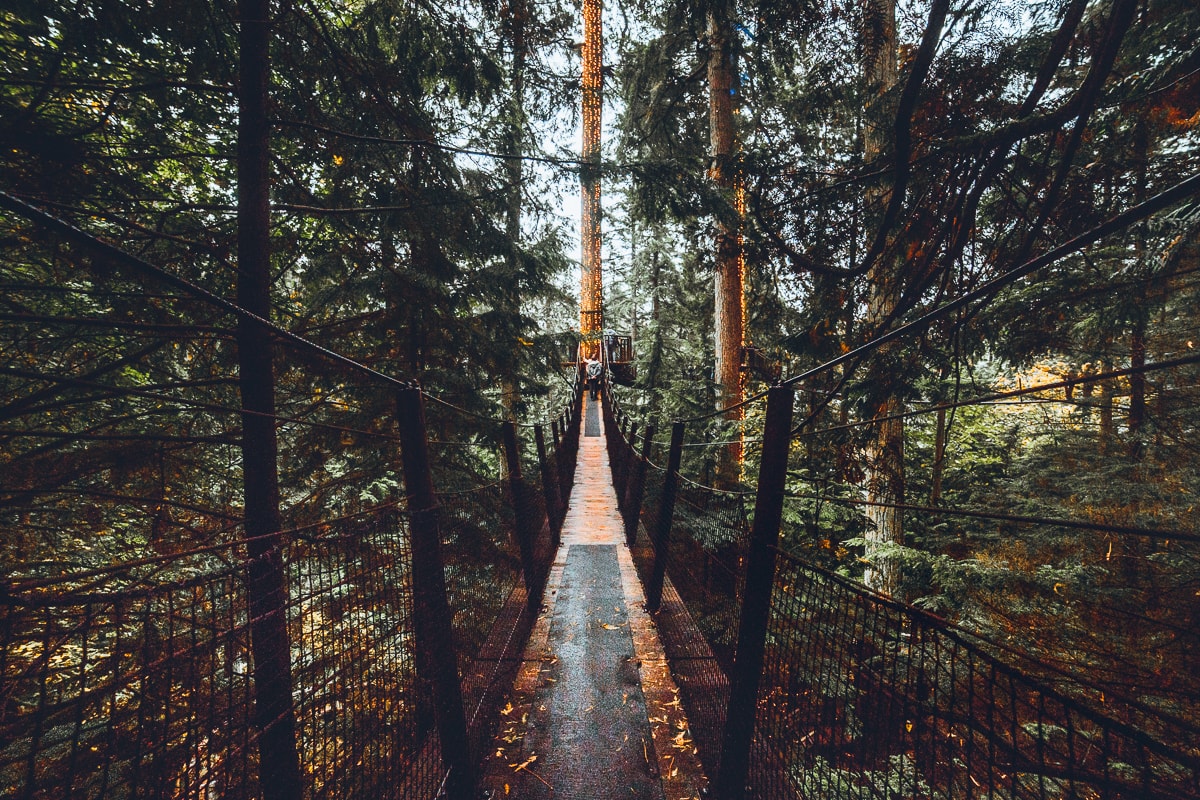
xmin=479 ymin=395 xmax=708 ymax=800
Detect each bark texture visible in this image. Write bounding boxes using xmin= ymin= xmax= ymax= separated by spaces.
xmin=860 ymin=0 xmax=903 ymax=597
xmin=580 ymin=0 xmax=603 ymax=358
xmin=708 ymin=5 xmax=744 ymax=485
xmin=236 ymin=1 xmax=303 ymax=796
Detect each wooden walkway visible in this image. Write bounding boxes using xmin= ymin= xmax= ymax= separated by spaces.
xmin=480 ymin=395 xmax=708 ymax=799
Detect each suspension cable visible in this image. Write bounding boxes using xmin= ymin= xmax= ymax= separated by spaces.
xmin=0 ymin=190 xmax=417 ymax=392
xmin=792 ymin=350 xmax=1200 ymax=437
xmin=780 ymin=173 xmax=1200 ymax=393
xmin=785 ymin=489 xmax=1200 ymax=544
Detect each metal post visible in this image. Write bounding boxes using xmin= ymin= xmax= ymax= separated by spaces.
xmin=646 ymin=422 xmax=684 ymax=613
xmin=555 ymin=412 xmax=571 ymax=506
xmin=619 ymin=421 xmax=638 ymax=505
xmin=395 ymin=386 xmax=474 ymax=799
xmin=624 ymin=425 xmax=655 ymax=546
xmin=715 ymin=384 xmax=794 ymax=800
xmin=535 ymin=424 xmax=564 ymax=543
xmin=611 ymin=415 xmax=627 ymax=499
xmin=502 ymin=420 xmax=545 ymax=606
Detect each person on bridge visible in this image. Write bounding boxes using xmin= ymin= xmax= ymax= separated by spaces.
xmin=585 ymin=357 xmax=603 ymax=400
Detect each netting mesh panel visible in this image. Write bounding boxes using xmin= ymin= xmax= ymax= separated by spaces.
xmin=629 ymin=462 xmax=665 ymax=588
xmin=437 ymin=480 xmax=533 ymax=765
xmin=0 ymin=515 xmax=452 ymax=800
xmin=1 ymin=559 xmax=260 ymax=800
xmin=749 ymin=551 xmax=1200 ymax=800
xmin=286 ymin=508 xmax=439 ymax=800
xmin=668 ymin=481 xmax=752 ymax=672
xmin=523 ymin=480 xmax=555 ymax=590
xmin=438 ymin=484 xmax=522 ymax=677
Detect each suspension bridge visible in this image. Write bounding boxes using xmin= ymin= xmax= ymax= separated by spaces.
xmin=3 ymin=0 xmax=1200 ymax=794
xmin=2 ymin=203 xmax=1199 ymax=797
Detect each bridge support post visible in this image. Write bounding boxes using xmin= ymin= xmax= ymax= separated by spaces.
xmin=555 ymin=413 xmax=571 ymax=504
xmin=566 ymin=382 xmax=582 ymax=480
xmin=623 ymin=425 xmax=655 ymax=546
xmin=716 ymin=384 xmax=793 ymax=800
xmin=617 ymin=421 xmax=637 ymax=511
xmin=502 ymin=420 xmax=547 ymax=608
xmin=646 ymin=421 xmax=684 ymax=614
xmin=395 ymin=386 xmax=475 ymax=800
xmin=535 ymin=424 xmax=564 ymax=544
xmin=604 ymin=407 xmax=624 ymax=494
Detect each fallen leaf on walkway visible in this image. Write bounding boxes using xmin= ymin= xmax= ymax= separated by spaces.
xmin=599 ymin=621 xmax=622 ymax=630
xmin=500 ymin=702 xmax=514 ymax=716
xmin=509 ymin=755 xmax=537 ymax=771
xmin=509 ymin=754 xmax=553 ymax=790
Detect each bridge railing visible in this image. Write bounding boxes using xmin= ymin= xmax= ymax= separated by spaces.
xmin=603 ymin=381 xmax=1200 ymax=800
xmin=751 ymin=549 xmax=1200 ymax=800
xmin=0 ymin=328 xmax=580 ymax=796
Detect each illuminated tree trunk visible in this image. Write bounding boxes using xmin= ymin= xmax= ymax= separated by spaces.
xmin=708 ymin=4 xmax=744 ymax=486
xmin=1099 ymin=357 xmax=1115 ymax=455
xmin=580 ymin=0 xmax=603 ymax=359
xmin=860 ymin=0 xmax=904 ymax=596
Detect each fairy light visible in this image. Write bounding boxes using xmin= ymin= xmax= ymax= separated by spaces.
xmin=735 ymin=175 xmax=747 ymax=366
xmin=580 ymin=0 xmax=603 ymax=359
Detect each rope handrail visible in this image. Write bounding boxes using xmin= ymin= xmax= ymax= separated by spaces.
xmin=792 ymin=349 xmax=1200 ymax=437
xmin=779 ymin=172 xmax=1200 ymax=392
xmin=1 ymin=191 xmax=581 ymax=447
xmin=784 ymin=487 xmax=1200 ymax=544
xmin=0 ymin=189 xmax=418 ymax=392
xmin=652 ymin=171 xmax=1200 ymax=428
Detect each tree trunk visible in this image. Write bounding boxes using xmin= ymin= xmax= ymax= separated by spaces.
xmin=1099 ymin=359 xmax=1114 ymax=455
xmin=1129 ymin=322 xmax=1145 ymax=436
xmin=644 ymin=242 xmax=664 ymax=402
xmin=708 ymin=3 xmax=744 ymax=486
xmin=236 ymin=2 xmax=303 ymax=796
xmin=1127 ymin=118 xmax=1148 ymax=455
xmin=860 ymin=0 xmax=903 ymax=597
xmin=931 ymin=406 xmax=946 ymax=505
xmin=501 ymin=0 xmax=527 ymax=420
xmin=580 ymin=0 xmax=603 ymax=358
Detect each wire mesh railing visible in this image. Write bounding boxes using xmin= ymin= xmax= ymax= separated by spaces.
xmin=2 ymin=551 xmax=259 ymax=800
xmin=750 ymin=551 xmax=1200 ymax=800
xmin=1 ymin=383 xmax=582 ymax=800
xmin=0 ymin=241 xmax=584 ymax=800
xmin=603 ymin=379 xmax=1200 ymax=800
